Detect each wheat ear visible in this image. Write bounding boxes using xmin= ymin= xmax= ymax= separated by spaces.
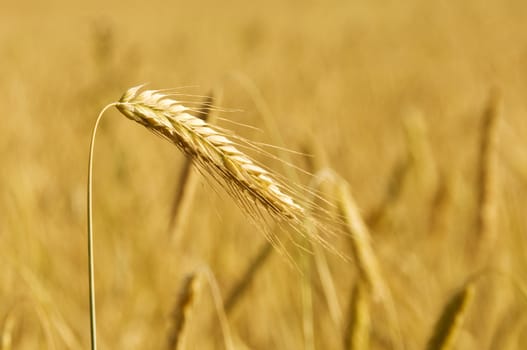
xmin=87 ymin=85 xmax=321 ymax=349
xmin=117 ymin=85 xmax=307 ymax=234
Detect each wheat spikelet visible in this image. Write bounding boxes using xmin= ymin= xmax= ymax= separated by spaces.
xmin=117 ymin=85 xmax=309 ymax=247
xmin=426 ymin=282 xmax=475 ymax=350
xmin=168 ymin=90 xmax=220 ymax=240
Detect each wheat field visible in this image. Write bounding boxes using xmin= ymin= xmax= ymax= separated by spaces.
xmin=2 ymin=1 xmax=527 ymax=349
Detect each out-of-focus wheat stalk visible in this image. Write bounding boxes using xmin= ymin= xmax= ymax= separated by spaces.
xmin=428 ymin=171 xmax=452 ymax=237
xmin=305 ymin=169 xmax=343 ymax=328
xmin=344 ymin=283 xmax=371 ymax=350
xmin=203 ymin=268 xmax=235 ymax=350
xmin=1 ymin=308 xmax=17 ymax=350
xmin=474 ymin=90 xmax=501 ymax=257
xmin=365 ymin=157 xmax=410 ymax=230
xmin=426 ymin=282 xmax=475 ymax=350
xmin=224 ymin=241 xmax=273 ymax=314
xmin=336 ymin=180 xmax=386 ymax=301
xmin=335 ymin=178 xmax=403 ymax=350
xmin=167 ymin=273 xmax=202 ymax=350
xmin=0 ymin=298 xmax=56 ymax=350
xmin=367 ymin=111 xmax=439 ymax=232
xmin=403 ymin=109 xmax=438 ymax=193
xmin=488 ymin=307 xmax=526 ymax=350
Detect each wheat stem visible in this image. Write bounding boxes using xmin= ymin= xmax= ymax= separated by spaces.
xmin=167 ymin=273 xmax=201 ymax=350
xmin=87 ymin=102 xmax=117 ymax=350
xmin=474 ymin=90 xmax=501 ymax=258
xmin=344 ymin=283 xmax=371 ymax=350
xmin=336 ymin=178 xmax=403 ymax=350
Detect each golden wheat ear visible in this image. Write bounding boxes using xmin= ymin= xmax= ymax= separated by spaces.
xmin=117 ymin=84 xmax=306 ymax=216
xmin=115 ymin=85 xmax=320 ymax=238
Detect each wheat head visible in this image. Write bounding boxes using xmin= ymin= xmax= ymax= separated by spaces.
xmin=117 ymin=85 xmax=305 ymax=219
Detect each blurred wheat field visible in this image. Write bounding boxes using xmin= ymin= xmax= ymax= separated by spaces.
xmin=2 ymin=0 xmax=527 ymax=349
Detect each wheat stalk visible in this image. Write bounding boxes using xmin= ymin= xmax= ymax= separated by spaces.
xmin=344 ymin=283 xmax=371 ymax=350
xmin=365 ymin=157 xmax=410 ymax=230
xmin=335 ymin=180 xmax=386 ymax=301
xmin=335 ymin=178 xmax=404 ymax=350
xmin=224 ymin=241 xmax=273 ymax=314
xmin=87 ymin=85 xmax=326 ymax=349
xmin=474 ymin=89 xmax=501 ymax=257
xmin=167 ymin=273 xmax=202 ymax=350
xmin=1 ymin=307 xmax=17 ymax=350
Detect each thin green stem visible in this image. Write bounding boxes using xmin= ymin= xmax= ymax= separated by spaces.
xmin=87 ymin=102 xmax=118 ymax=350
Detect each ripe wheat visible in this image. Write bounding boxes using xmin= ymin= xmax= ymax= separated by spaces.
xmin=117 ymin=85 xmax=305 ymax=220
xmin=114 ymin=84 xmax=341 ymax=255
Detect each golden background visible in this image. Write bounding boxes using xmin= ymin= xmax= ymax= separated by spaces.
xmin=1 ymin=0 xmax=526 ymax=348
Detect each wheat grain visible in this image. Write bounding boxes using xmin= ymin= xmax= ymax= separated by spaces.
xmin=168 ymin=90 xmax=219 ymax=239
